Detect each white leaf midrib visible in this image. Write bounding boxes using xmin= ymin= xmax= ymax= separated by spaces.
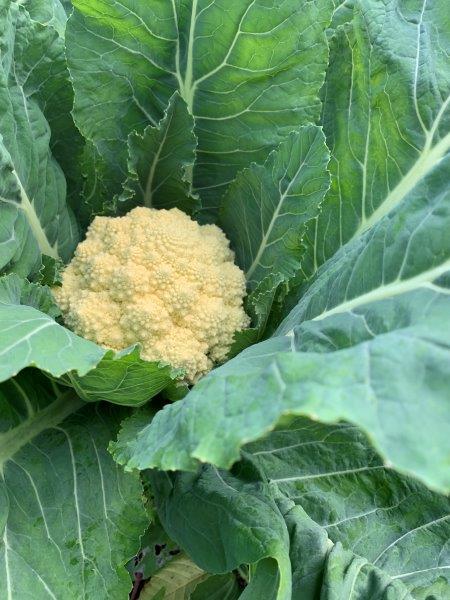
xmin=310 ymin=259 xmax=450 ymax=324
xmin=2 ymin=528 xmax=12 ymax=600
xmin=271 ymin=464 xmax=384 ymax=483
xmin=1 ymin=171 xmax=59 ymax=259
xmin=54 ymin=426 xmax=87 ymax=596
xmin=178 ymin=0 xmax=199 ymax=112
xmin=143 ymin=111 xmax=173 ymax=208
xmin=355 ymin=129 xmax=450 ymax=236
xmin=179 ymin=0 xmax=256 ymax=114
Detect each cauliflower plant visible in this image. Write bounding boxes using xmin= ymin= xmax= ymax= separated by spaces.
xmin=54 ymin=207 xmax=250 ymax=382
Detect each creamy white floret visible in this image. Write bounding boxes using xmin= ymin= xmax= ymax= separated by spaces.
xmin=54 ymin=207 xmax=250 ymax=382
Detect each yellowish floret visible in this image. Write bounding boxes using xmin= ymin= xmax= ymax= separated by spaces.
xmin=53 ymin=207 xmax=250 ymax=382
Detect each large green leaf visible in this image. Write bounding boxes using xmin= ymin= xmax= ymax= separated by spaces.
xmin=0 ymin=1 xmax=79 ymax=277
xmin=300 ymin=0 xmax=450 ymax=280
xmin=66 ymin=347 xmax=179 ymax=407
xmin=66 ymin=0 xmax=333 ymax=218
xmin=245 ymin=419 xmax=450 ymax=597
xmin=0 ymin=275 xmax=104 ymax=382
xmin=220 ymin=126 xmax=330 ymax=290
xmin=0 ymin=370 xmax=147 ymax=599
xmin=148 ymin=419 xmax=449 ymax=599
xmin=148 ymin=465 xmax=293 ymax=600
xmin=118 ymin=92 xmax=199 ymax=216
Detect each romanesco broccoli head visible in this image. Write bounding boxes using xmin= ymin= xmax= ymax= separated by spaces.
xmin=53 ymin=207 xmax=249 ymax=382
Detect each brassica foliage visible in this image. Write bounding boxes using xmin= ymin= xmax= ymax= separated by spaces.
xmin=0 ymin=0 xmax=449 ymax=598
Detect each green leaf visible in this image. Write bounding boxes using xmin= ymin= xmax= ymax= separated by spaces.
xmin=245 ymin=419 xmax=450 ymax=598
xmin=66 ymin=0 xmax=333 ymax=218
xmin=140 ymin=553 xmax=207 ymax=600
xmin=149 ymin=419 xmax=449 ymax=599
xmin=118 ymin=92 xmax=200 ymax=216
xmin=36 ymin=255 xmax=65 ymax=287
xmin=79 ymin=141 xmax=112 ymax=224
xmin=66 ymin=347 xmax=178 ymax=407
xmin=0 ymin=276 xmax=105 ymax=382
xmin=0 ymin=370 xmax=147 ymax=599
xmin=148 ymin=465 xmax=293 ymax=600
xmin=0 ymin=1 xmax=79 ymax=278
xmin=114 ymin=143 xmax=450 ymax=491
xmin=220 ymin=126 xmax=330 ymax=290
xmin=301 ymin=0 xmax=450 ymax=281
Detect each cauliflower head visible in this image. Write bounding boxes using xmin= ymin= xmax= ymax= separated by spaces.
xmin=54 ymin=207 xmax=250 ymax=382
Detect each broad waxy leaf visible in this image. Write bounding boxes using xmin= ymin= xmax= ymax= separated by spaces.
xmin=0 ymin=1 xmax=79 ymax=277
xmin=66 ymin=0 xmax=333 ymax=217
xmin=0 ymin=275 xmax=104 ymax=382
xmin=245 ymin=420 xmax=450 ymax=597
xmin=0 ymin=370 xmax=147 ymax=599
xmin=220 ymin=126 xmax=330 ymax=290
xmin=149 ymin=419 xmax=449 ymax=599
xmin=224 ymin=125 xmax=330 ymax=354
xmin=116 ymin=0 xmax=450 ymax=495
xmin=301 ymin=0 xmax=450 ymax=280
xmin=125 ymin=283 xmax=450 ymax=492
xmin=66 ymin=347 xmax=178 ymax=407
xmin=148 ymin=466 xmax=294 ymax=600
xmin=119 ymin=92 xmax=199 ymax=216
